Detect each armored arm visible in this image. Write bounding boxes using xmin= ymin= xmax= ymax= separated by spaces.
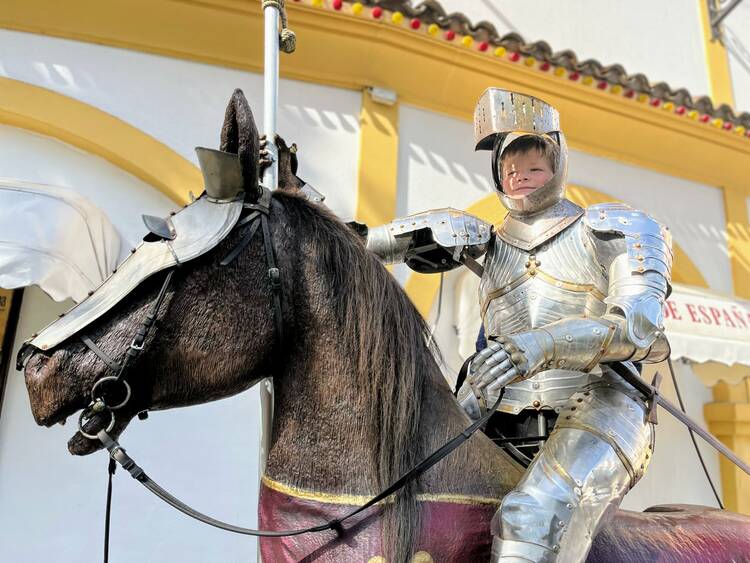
xmin=472 ymin=204 xmax=672 ymax=391
xmin=365 ymin=209 xmax=492 ymax=274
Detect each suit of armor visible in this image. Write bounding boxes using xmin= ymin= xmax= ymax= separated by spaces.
xmin=366 ymin=89 xmax=673 ymax=562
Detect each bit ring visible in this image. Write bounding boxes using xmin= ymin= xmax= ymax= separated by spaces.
xmin=90 ymin=376 xmax=132 ymax=410
xmin=78 ymin=408 xmax=115 ymax=440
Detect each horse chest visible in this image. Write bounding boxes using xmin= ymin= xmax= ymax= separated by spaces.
xmin=258 ymin=477 xmax=497 ymax=562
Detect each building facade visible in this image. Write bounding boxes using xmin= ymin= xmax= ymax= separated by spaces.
xmin=0 ymin=1 xmax=749 ymax=561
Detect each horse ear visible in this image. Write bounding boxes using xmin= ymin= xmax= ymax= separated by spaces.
xmin=220 ymin=89 xmax=262 ymax=201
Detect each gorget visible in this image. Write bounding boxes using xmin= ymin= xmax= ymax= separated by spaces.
xmin=23 ymin=194 xmax=244 ymax=352
xmin=496 ymin=199 xmax=583 ymax=251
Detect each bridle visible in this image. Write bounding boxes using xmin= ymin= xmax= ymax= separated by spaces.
xmin=78 ymin=188 xmax=283 ymax=437
xmin=72 ymin=188 xmax=505 ymax=560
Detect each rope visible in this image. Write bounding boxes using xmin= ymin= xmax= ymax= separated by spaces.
xmin=263 ymin=0 xmax=297 ymax=53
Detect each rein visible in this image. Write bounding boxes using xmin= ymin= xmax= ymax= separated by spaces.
xmin=77 ymin=191 xmax=502 ymax=558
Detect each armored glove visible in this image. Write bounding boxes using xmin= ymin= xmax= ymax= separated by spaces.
xmin=468 ymin=332 xmax=553 ymax=395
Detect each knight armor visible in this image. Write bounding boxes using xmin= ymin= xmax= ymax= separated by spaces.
xmin=366 ymin=88 xmax=673 ymax=563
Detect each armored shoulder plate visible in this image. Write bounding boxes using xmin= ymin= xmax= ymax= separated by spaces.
xmin=584 ymin=203 xmax=673 ymax=278
xmin=366 ymin=208 xmax=492 ymax=273
xmin=585 ymin=203 xmax=672 ymax=354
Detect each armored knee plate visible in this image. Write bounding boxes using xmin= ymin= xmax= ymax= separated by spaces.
xmin=492 ymin=379 xmax=654 ymax=562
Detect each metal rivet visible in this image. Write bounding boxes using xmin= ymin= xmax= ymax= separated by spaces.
xmin=532 ymin=382 xmax=540 ymax=389
xmin=565 ymin=335 xmax=573 ymax=342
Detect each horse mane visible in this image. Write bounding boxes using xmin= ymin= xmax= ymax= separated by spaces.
xmin=272 ymin=190 xmax=442 ymax=562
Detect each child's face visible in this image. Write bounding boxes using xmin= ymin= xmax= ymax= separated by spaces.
xmin=500 ymin=148 xmax=554 ymax=199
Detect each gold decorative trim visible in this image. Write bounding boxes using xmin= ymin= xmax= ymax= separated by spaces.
xmin=261 ymin=475 xmax=500 ymax=506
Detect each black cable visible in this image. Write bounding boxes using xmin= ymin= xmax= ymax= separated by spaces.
xmin=667 ymin=358 xmax=724 ymax=509
xmin=104 ymin=457 xmax=116 ymax=563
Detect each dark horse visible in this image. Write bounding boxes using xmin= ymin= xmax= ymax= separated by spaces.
xmin=22 ymin=92 xmax=750 ymax=562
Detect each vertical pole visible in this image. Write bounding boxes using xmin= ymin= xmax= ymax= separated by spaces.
xmin=259 ymin=0 xmax=279 ymax=497
xmin=262 ymin=4 xmax=280 ymax=191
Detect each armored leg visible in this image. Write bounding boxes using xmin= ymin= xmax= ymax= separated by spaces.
xmin=491 ymin=380 xmax=654 ymax=562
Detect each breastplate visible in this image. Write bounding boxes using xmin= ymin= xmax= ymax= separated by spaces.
xmin=479 ymin=216 xmax=608 ymax=414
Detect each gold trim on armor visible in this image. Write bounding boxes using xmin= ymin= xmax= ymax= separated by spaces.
xmin=480 ymin=268 xmax=606 ymax=318
xmin=261 ymin=475 xmax=501 ymax=506
xmin=582 ymin=320 xmax=618 ymax=372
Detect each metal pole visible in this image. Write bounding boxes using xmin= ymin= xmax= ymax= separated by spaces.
xmin=712 ymin=0 xmax=744 ymax=28
xmin=259 ymin=0 xmax=280 ymax=489
xmin=262 ymin=3 xmax=280 ymax=191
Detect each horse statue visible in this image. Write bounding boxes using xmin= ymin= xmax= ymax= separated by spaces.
xmin=20 ymin=91 xmax=750 ymax=562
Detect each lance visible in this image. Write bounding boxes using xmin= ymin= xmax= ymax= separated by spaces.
xmin=258 ymin=0 xmax=295 ymax=473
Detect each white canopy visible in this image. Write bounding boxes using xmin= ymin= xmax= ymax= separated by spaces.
xmin=0 ymin=178 xmax=121 ymax=303
xmin=665 ymin=283 xmax=750 ymax=368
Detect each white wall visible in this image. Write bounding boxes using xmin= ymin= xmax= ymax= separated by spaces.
xmin=440 ymin=0 xmax=711 ymax=101
xmin=567 ymin=149 xmax=731 ymax=294
xmin=724 ymin=1 xmax=750 ymax=112
xmin=0 ymin=130 xmax=264 ymax=562
xmin=0 ymin=29 xmax=361 ymax=220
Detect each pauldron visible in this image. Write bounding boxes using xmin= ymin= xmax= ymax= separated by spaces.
xmin=585 ymin=203 xmax=673 ymax=351
xmin=365 ymin=208 xmax=492 ymax=274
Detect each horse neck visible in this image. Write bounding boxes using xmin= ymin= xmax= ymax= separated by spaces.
xmin=263 ymin=318 xmax=508 ymax=498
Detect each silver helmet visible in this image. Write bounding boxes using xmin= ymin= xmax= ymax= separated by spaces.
xmin=474 ymin=88 xmax=568 ymax=216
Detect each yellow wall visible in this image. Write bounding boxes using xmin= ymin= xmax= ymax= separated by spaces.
xmin=706 ymin=380 xmax=750 ymax=514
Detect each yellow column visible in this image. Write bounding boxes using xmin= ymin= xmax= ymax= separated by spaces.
xmin=354 ymin=88 xmax=400 ymax=226
xmin=705 ymin=378 xmax=750 ymax=514
xmin=723 ymin=187 xmax=750 ymax=299
xmin=698 ymin=0 xmax=736 ymax=107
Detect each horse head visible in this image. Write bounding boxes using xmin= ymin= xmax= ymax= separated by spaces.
xmin=20 ymin=89 xmax=299 ymax=455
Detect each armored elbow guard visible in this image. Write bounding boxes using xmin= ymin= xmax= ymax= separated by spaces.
xmin=365 ymin=209 xmax=491 ymax=273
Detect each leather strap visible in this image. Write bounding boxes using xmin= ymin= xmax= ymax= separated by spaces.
xmin=98 ymin=389 xmax=505 ymax=538
xmin=81 ymin=334 xmax=121 ymax=373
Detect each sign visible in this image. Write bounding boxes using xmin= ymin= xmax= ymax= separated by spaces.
xmin=665 ymin=284 xmax=750 ymax=366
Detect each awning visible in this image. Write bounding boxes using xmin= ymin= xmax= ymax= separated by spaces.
xmin=665 ymin=283 xmax=750 ymax=375
xmin=0 ymin=178 xmax=121 ymax=303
